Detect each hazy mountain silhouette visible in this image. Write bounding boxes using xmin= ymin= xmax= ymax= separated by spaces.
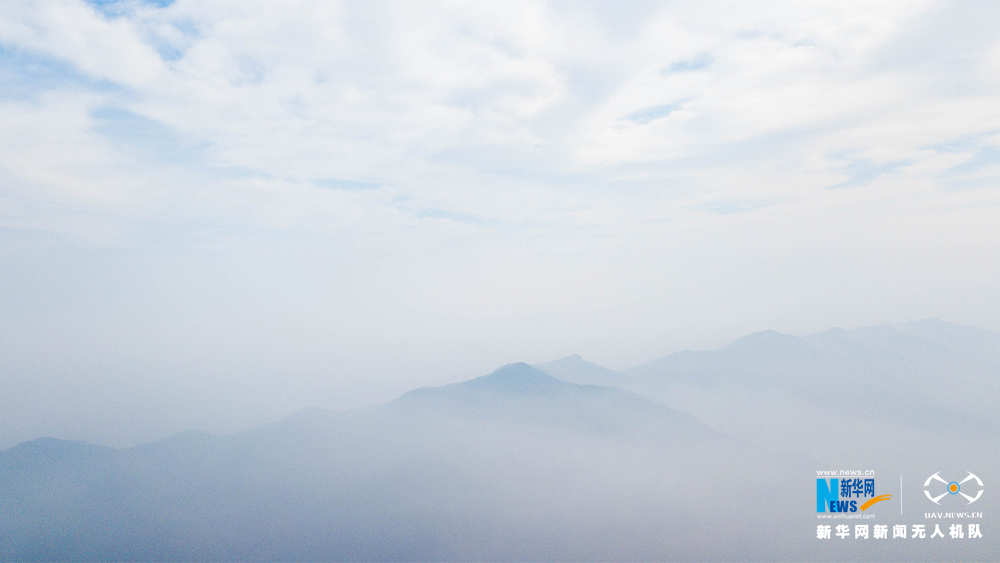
xmin=396 ymin=362 xmax=722 ymax=440
xmin=533 ymin=354 xmax=624 ymax=386
xmin=0 ymin=363 xmax=779 ymax=562
xmin=615 ymin=319 xmax=1000 ymax=465
xmin=893 ymin=318 xmax=1000 ymax=363
xmin=3 ymin=321 xmax=997 ymax=562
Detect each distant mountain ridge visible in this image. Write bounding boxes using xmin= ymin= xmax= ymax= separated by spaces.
xmin=0 ymin=361 xmax=756 ymax=561
xmin=533 ymin=355 xmax=622 ymax=386
xmin=395 ymin=362 xmax=723 ymax=440
xmin=1 ymin=318 xmax=996 ymax=561
xmin=526 ymin=319 xmax=999 ymax=463
xmin=619 ymin=319 xmax=1000 ymax=462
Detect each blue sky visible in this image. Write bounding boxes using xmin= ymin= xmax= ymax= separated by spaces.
xmin=1 ymin=0 xmax=999 ymax=446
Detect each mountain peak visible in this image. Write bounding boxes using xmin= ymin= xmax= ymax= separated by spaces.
xmin=534 ymin=354 xmax=622 ymax=386
xmin=392 ymin=362 xmax=722 ymax=441
xmin=465 ymin=362 xmax=564 ymax=393
xmin=1 ymin=437 xmax=116 ymax=462
xmin=397 ymin=363 xmax=566 ymax=403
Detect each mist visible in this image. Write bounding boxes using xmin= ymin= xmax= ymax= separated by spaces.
xmin=1 ymin=0 xmax=999 ymax=560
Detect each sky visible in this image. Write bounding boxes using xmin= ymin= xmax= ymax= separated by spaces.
xmin=1 ymin=0 xmax=999 ymax=447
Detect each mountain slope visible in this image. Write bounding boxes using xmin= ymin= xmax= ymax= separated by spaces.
xmin=533 ymin=354 xmax=625 ymax=386
xmin=0 ymin=363 xmax=762 ymax=562
xmin=394 ymin=362 xmax=721 ymax=440
xmin=2 ymin=328 xmax=993 ymax=561
xmin=618 ymin=319 xmax=1000 ymax=465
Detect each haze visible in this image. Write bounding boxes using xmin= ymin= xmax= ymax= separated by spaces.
xmin=1 ymin=0 xmax=999 ymax=452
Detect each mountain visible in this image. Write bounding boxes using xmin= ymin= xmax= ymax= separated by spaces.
xmin=892 ymin=318 xmax=1000 ymax=364
xmin=0 ymin=363 xmax=780 ymax=562
xmin=4 ymin=322 xmax=996 ymax=561
xmin=0 ymin=437 xmax=118 ymax=466
xmin=620 ymin=319 xmax=1000 ymax=465
xmin=397 ymin=362 xmax=720 ymax=440
xmin=533 ymin=354 xmax=625 ymax=386
xmin=627 ymin=329 xmax=815 ymax=388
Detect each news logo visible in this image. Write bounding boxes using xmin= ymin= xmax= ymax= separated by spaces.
xmin=924 ymin=472 xmax=984 ymax=505
xmin=817 ymin=478 xmax=891 ymax=513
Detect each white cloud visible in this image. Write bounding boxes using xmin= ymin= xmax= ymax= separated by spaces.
xmin=2 ymin=0 xmax=988 ymax=225
xmin=0 ymin=0 xmax=996 ymax=256
xmin=0 ymin=0 xmax=165 ymax=86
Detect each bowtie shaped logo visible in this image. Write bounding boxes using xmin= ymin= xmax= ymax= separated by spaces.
xmin=923 ymin=472 xmax=983 ymax=505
